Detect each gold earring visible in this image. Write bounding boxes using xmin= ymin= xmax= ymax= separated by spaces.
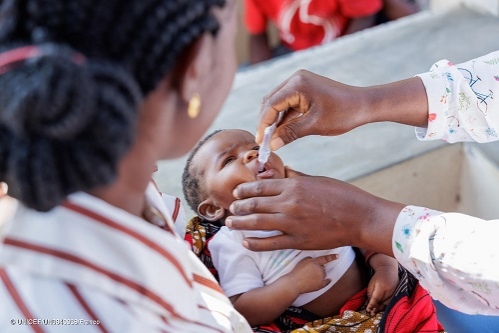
xmin=187 ymin=93 xmax=201 ymax=119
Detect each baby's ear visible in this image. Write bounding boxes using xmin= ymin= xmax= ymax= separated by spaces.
xmin=198 ymin=200 xmax=226 ymax=222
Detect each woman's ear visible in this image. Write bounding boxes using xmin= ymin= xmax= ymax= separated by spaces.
xmin=171 ymin=34 xmax=212 ymax=104
xmin=198 ymin=199 xmax=226 ymax=222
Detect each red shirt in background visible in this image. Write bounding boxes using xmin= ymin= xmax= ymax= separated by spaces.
xmin=244 ymin=0 xmax=382 ymax=51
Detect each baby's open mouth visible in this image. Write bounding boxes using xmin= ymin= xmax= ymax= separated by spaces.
xmin=257 ymin=166 xmax=275 ymax=179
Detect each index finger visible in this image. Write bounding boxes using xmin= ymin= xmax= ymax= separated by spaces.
xmin=313 ymin=254 xmax=339 ymax=265
xmin=232 ymin=178 xmax=284 ymax=200
xmin=256 ymin=88 xmax=302 ymax=144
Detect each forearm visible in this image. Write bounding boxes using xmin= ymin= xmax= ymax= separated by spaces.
xmin=367 ymin=252 xmax=399 ymax=271
xmin=358 ymin=248 xmax=394 ymax=267
xmin=231 ymin=275 xmax=299 ymax=326
xmin=382 ymin=0 xmax=419 ymax=20
xmin=361 ymin=77 xmax=429 ymax=128
xmin=355 ymin=196 xmax=405 ymax=257
xmin=343 ymin=16 xmax=376 ymax=35
xmin=249 ymin=33 xmax=272 ymax=65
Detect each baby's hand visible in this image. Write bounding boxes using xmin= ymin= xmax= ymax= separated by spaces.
xmin=366 ymin=256 xmax=399 ymax=316
xmin=288 ymin=254 xmax=337 ymax=294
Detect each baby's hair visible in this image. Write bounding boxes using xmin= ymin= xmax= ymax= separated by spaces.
xmin=0 ymin=0 xmax=225 ymax=211
xmin=182 ymin=129 xmax=224 ymax=214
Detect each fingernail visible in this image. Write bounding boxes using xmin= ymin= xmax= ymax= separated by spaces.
xmin=270 ymin=137 xmax=284 ymax=151
xmin=226 ymin=218 xmax=232 ymax=228
xmin=232 ymin=188 xmax=240 ymax=199
xmin=242 ymin=240 xmax=249 ymax=249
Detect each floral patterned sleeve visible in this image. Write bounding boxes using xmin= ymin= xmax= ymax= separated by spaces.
xmin=416 ymin=51 xmax=499 ymax=143
xmin=393 ymin=205 xmax=499 ymax=315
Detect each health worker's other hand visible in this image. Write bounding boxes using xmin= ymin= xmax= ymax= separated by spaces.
xmin=227 ymin=167 xmax=405 ymax=256
xmin=255 ymin=70 xmax=368 ymax=150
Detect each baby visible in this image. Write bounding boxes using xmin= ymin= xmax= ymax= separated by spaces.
xmin=182 ymin=129 xmax=399 ymax=327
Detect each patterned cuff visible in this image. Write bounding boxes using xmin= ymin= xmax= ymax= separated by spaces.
xmin=392 ymin=205 xmax=443 ymax=275
xmin=415 ymin=59 xmax=453 ymax=141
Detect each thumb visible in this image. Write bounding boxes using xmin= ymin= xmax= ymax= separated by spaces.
xmin=284 ymin=166 xmax=310 ymax=178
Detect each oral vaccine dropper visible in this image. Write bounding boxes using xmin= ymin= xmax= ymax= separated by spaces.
xmin=258 ymin=112 xmax=283 ymax=172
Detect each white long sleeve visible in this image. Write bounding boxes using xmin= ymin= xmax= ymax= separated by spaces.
xmin=416 ymin=50 xmax=499 ymax=143
xmin=393 ymin=206 xmax=499 ymax=315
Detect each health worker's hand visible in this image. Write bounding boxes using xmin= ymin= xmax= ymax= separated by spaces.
xmin=226 ymin=167 xmax=405 ymax=256
xmin=256 ymin=70 xmax=428 ymax=151
xmin=255 ymin=70 xmax=367 ymax=150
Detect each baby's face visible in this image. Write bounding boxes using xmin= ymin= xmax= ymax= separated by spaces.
xmin=194 ymin=129 xmax=286 ymax=210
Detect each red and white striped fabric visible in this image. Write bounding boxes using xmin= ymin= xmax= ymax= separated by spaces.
xmin=0 ymin=185 xmax=251 ymax=332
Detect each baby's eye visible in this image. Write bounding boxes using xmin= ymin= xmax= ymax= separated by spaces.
xmin=253 ymin=146 xmax=260 ymax=151
xmin=223 ymin=156 xmax=235 ymax=167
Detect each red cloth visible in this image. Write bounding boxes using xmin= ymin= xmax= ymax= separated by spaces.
xmin=244 ymin=0 xmax=382 ymax=51
xmin=252 ymin=285 xmax=444 ymax=333
xmin=380 ymin=284 xmax=444 ymax=332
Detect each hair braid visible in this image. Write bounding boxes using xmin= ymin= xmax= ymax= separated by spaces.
xmin=117 ymin=0 xmax=224 ymax=94
xmin=110 ymin=0 xmax=165 ymax=58
xmin=0 ymin=57 xmax=141 ymax=211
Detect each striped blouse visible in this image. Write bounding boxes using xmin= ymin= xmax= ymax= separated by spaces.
xmin=0 ymin=184 xmax=252 ymax=332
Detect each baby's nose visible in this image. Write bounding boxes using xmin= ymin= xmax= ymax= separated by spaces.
xmin=243 ymin=150 xmax=258 ymax=163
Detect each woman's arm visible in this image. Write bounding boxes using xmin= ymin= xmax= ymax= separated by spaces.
xmin=343 ymin=15 xmax=377 ymax=35
xmin=248 ymin=33 xmax=272 ymax=65
xmin=255 ymin=71 xmax=429 ymax=149
xmin=381 ymin=0 xmax=419 ymax=20
xmin=255 ymin=50 xmax=499 ymax=149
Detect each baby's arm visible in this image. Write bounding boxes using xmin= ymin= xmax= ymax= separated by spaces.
xmin=230 ymin=254 xmax=337 ymax=327
xmin=363 ymin=251 xmax=400 ymax=316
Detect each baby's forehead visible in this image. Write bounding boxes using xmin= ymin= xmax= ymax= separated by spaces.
xmin=206 ymin=129 xmax=255 ymax=148
xmin=194 ymin=129 xmax=255 ymax=162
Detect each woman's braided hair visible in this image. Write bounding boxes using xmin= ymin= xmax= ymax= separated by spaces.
xmin=0 ymin=0 xmax=225 ymax=211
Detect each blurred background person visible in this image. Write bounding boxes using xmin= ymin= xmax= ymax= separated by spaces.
xmin=376 ymin=0 xmax=420 ymax=24
xmin=244 ymin=0 xmax=383 ymax=65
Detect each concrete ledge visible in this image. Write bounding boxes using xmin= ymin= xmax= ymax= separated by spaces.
xmin=458 ymin=142 xmax=499 ymax=218
xmin=430 ymin=0 xmax=499 ymax=16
